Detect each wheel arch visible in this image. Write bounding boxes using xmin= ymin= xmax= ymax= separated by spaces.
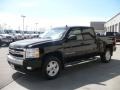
xmin=105 ymin=44 xmax=113 ymax=55
xmin=41 ymin=51 xmax=64 ymax=68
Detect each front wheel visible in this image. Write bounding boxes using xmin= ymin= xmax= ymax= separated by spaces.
xmin=100 ymin=49 xmax=112 ymax=63
xmin=42 ymin=56 xmax=62 ymax=79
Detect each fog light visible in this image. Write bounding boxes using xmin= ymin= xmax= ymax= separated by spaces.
xmin=27 ymin=67 xmax=32 ymax=70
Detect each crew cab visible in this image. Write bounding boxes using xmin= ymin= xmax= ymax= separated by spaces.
xmin=7 ymin=26 xmax=116 ymax=79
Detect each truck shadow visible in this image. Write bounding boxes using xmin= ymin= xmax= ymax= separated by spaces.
xmin=12 ymin=59 xmax=120 ymax=90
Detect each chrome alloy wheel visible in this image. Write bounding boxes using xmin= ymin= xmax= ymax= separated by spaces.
xmin=105 ymin=50 xmax=111 ymax=61
xmin=46 ymin=61 xmax=59 ymax=77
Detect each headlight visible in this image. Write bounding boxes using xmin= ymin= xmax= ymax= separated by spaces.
xmin=25 ymin=48 xmax=39 ymax=58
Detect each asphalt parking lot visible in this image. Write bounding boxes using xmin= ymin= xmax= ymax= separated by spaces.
xmin=1 ymin=45 xmax=120 ymax=90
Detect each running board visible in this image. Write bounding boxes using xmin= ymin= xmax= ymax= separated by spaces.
xmin=65 ymin=57 xmax=98 ymax=68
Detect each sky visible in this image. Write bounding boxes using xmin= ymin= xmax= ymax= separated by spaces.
xmin=0 ymin=0 xmax=120 ymax=30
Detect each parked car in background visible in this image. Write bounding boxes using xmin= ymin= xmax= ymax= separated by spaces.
xmin=30 ymin=31 xmax=39 ymax=38
xmin=0 ymin=30 xmax=14 ymax=46
xmin=14 ymin=30 xmax=24 ymax=40
xmin=105 ymin=32 xmax=120 ymax=42
xmin=4 ymin=30 xmax=16 ymax=41
xmin=0 ymin=29 xmax=45 ymax=46
xmin=23 ymin=31 xmax=31 ymax=39
xmin=96 ymin=32 xmax=105 ymax=37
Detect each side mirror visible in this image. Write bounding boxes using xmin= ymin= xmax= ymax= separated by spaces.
xmin=67 ymin=35 xmax=77 ymax=41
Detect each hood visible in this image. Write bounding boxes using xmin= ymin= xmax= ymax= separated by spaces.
xmin=9 ymin=38 xmax=53 ymax=48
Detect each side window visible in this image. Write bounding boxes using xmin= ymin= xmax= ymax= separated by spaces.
xmin=82 ymin=34 xmax=93 ymax=40
xmin=68 ymin=28 xmax=83 ymax=40
xmin=82 ymin=28 xmax=95 ymax=40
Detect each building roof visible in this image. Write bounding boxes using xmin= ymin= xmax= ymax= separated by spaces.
xmin=106 ymin=12 xmax=120 ymax=23
xmin=90 ymin=22 xmax=105 ymax=30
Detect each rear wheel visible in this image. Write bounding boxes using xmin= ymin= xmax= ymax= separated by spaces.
xmin=42 ymin=56 xmax=62 ymax=79
xmin=100 ymin=49 xmax=112 ymax=63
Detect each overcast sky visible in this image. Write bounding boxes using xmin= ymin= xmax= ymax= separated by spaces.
xmin=0 ymin=0 xmax=120 ymax=30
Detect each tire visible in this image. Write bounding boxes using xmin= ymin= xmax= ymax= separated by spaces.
xmin=42 ymin=56 xmax=62 ymax=79
xmin=100 ymin=49 xmax=112 ymax=63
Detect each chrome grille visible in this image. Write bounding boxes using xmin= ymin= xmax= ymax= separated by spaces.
xmin=9 ymin=48 xmax=24 ymax=59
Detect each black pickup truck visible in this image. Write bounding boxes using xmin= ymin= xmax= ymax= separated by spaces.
xmin=7 ymin=26 xmax=116 ymax=79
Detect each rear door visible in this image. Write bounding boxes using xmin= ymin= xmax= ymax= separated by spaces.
xmin=82 ymin=27 xmax=98 ymax=55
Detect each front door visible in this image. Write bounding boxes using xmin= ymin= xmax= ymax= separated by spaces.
xmin=63 ymin=28 xmax=84 ymax=58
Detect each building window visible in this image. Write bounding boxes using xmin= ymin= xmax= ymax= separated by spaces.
xmin=115 ymin=24 xmax=118 ymax=32
xmin=112 ymin=25 xmax=114 ymax=32
xmin=110 ymin=26 xmax=112 ymax=32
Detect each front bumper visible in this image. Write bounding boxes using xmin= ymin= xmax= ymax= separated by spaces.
xmin=7 ymin=55 xmax=23 ymax=65
xmin=7 ymin=55 xmax=42 ymax=71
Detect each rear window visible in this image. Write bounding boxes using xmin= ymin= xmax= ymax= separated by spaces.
xmin=82 ymin=28 xmax=95 ymax=36
xmin=82 ymin=28 xmax=95 ymax=40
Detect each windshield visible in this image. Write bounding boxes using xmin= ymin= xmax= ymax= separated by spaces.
xmin=40 ymin=27 xmax=66 ymax=40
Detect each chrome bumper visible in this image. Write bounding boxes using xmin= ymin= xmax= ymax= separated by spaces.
xmin=7 ymin=55 xmax=23 ymax=66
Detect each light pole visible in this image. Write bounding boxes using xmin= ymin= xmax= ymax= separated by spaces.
xmin=35 ymin=23 xmax=38 ymax=31
xmin=21 ymin=15 xmax=26 ymax=31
